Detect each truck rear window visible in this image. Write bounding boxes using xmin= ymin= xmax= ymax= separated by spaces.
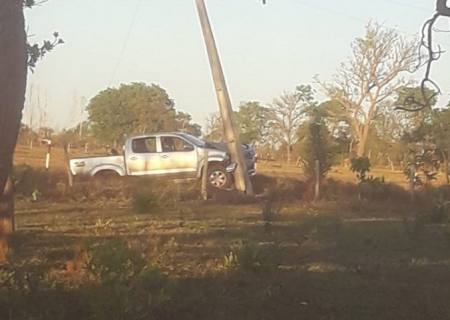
xmin=132 ymin=137 xmax=157 ymax=153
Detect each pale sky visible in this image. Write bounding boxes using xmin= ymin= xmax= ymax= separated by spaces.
xmin=24 ymin=0 xmax=450 ymax=131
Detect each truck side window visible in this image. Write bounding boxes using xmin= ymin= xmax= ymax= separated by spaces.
xmin=161 ymin=137 xmax=194 ymax=152
xmin=132 ymin=137 xmax=157 ymax=153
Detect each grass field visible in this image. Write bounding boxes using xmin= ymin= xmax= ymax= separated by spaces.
xmin=2 ymin=144 xmax=450 ymax=319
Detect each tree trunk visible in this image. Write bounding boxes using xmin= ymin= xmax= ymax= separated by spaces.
xmin=387 ymin=155 xmax=395 ymax=172
xmin=348 ymin=139 xmax=354 ymax=159
xmin=0 ymin=178 xmax=15 ymax=261
xmin=286 ymin=144 xmax=291 ymax=163
xmin=443 ymin=150 xmax=449 ymax=185
xmin=0 ymin=0 xmax=28 ymax=262
xmin=356 ymin=123 xmax=370 ymax=158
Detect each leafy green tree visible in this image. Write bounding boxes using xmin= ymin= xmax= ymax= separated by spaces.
xmin=409 ymin=107 xmax=450 ymax=184
xmin=314 ymin=100 xmax=352 ymax=162
xmin=394 ymin=86 xmax=436 ymax=131
xmin=297 ymin=107 xmax=335 ymax=179
xmin=235 ymin=101 xmax=270 ymax=145
xmin=88 ymin=83 xmax=189 ymax=145
xmin=204 ymin=102 xmax=270 ymax=145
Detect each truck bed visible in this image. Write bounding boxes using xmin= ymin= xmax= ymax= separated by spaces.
xmin=69 ymin=155 xmax=125 ymax=176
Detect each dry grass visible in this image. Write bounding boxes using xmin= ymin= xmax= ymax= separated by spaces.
xmin=4 ymin=196 xmax=450 ymax=319
xmin=257 ymin=160 xmax=448 ymax=188
xmin=3 ymin=144 xmax=450 ymax=319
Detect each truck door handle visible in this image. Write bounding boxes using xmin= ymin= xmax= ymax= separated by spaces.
xmin=161 ymin=155 xmax=169 ymax=159
xmin=130 ymin=156 xmax=138 ymax=161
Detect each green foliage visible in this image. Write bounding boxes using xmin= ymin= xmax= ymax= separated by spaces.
xmin=27 ymin=32 xmax=63 ymax=71
xmin=297 ymin=107 xmax=335 ymax=179
xmin=88 ymin=83 xmax=199 ymax=145
xmin=13 ymin=165 xmax=68 ymax=200
xmin=205 ymin=102 xmax=270 ymax=144
xmin=403 ymin=145 xmax=440 ymax=186
xmin=235 ymin=101 xmax=270 ymax=145
xmin=395 ymin=86 xmax=438 ymax=111
xmin=350 ymin=157 xmax=371 ymax=183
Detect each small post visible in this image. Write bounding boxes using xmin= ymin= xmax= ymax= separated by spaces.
xmin=63 ymin=143 xmax=74 ymax=188
xmin=314 ymin=159 xmax=320 ymax=201
xmin=409 ymin=164 xmax=416 ymax=204
xmin=42 ymin=139 xmax=52 ymax=171
xmin=202 ymin=150 xmax=209 ymax=200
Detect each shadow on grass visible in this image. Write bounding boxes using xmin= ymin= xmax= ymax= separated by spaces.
xmin=3 ymin=212 xmax=450 ymax=320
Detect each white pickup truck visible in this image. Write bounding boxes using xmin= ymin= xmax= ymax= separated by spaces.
xmin=69 ymin=132 xmax=256 ymax=189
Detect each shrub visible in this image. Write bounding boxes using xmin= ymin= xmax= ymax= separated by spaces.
xmin=297 ymin=108 xmax=335 ymax=179
xmin=350 ymin=157 xmax=371 ymax=183
xmin=13 ymin=165 xmax=52 ymax=199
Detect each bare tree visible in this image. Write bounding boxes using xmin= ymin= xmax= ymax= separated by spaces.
xmin=270 ymin=85 xmax=315 ymax=163
xmin=319 ymin=22 xmax=417 ymax=157
xmin=204 ymin=112 xmax=224 ymax=142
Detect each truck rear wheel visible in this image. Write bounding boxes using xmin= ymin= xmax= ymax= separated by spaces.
xmin=207 ymin=164 xmax=232 ymax=189
xmin=94 ymin=170 xmax=119 ymax=179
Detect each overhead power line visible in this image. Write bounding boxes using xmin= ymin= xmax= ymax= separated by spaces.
xmin=108 ymin=0 xmax=144 ymax=87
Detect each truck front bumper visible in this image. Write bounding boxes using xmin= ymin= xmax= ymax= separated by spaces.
xmin=226 ymin=163 xmax=256 ymax=176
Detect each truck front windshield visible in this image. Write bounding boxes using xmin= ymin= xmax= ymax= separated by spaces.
xmin=180 ymin=134 xmax=205 ymax=148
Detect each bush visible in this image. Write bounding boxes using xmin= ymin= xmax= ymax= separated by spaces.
xmin=297 ymin=108 xmax=335 ymax=179
xmin=350 ymin=157 xmax=371 ymax=183
xmin=13 ymin=165 xmax=59 ymax=199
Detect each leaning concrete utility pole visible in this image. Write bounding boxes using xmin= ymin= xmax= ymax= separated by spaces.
xmin=195 ymin=0 xmax=254 ymax=195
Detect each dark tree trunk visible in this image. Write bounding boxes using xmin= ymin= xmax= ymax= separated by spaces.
xmin=0 ymin=0 xmax=28 ymax=262
xmin=444 ymin=150 xmax=449 ymax=185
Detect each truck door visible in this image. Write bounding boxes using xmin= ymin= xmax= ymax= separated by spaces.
xmin=159 ymin=136 xmax=198 ymax=176
xmin=126 ymin=137 xmax=160 ymax=176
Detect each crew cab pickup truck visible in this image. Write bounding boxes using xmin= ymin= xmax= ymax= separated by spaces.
xmin=69 ymin=132 xmax=256 ymax=189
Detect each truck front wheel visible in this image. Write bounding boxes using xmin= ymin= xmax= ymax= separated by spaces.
xmin=207 ymin=164 xmax=232 ymax=189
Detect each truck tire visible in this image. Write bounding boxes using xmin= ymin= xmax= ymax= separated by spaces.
xmin=94 ymin=170 xmax=119 ymax=179
xmin=207 ymin=164 xmax=232 ymax=189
